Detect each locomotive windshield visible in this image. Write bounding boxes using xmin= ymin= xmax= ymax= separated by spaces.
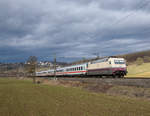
xmin=114 ymin=60 xmax=125 ymax=64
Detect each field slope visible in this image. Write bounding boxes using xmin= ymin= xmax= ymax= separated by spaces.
xmin=126 ymin=63 xmax=150 ymax=77
xmin=0 ymin=78 xmax=150 ymax=116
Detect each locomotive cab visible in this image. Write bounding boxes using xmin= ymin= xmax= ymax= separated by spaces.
xmin=109 ymin=58 xmax=127 ymax=77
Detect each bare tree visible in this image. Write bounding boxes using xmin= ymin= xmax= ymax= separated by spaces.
xmin=26 ymin=56 xmax=37 ymax=83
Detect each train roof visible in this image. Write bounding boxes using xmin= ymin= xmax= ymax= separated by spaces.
xmin=58 ymin=63 xmax=87 ymax=69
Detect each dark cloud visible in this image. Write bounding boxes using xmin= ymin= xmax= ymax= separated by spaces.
xmin=0 ymin=0 xmax=150 ymax=62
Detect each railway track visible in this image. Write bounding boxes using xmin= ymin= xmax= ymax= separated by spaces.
xmin=40 ymin=77 xmax=150 ymax=88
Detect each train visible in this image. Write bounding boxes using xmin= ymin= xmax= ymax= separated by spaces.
xmin=36 ymin=57 xmax=127 ymax=78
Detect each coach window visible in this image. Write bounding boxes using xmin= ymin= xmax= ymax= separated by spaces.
xmin=81 ymin=67 xmax=83 ymax=70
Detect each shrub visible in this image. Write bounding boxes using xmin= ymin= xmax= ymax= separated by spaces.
xmin=143 ymin=56 xmax=150 ymax=63
xmin=135 ymin=57 xmax=143 ymax=65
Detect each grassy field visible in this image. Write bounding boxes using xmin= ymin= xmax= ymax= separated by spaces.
xmin=126 ymin=63 xmax=150 ymax=77
xmin=0 ymin=78 xmax=150 ymax=116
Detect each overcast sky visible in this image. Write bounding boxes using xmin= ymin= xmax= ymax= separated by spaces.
xmin=0 ymin=0 xmax=150 ymax=62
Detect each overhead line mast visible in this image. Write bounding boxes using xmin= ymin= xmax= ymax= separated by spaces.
xmin=54 ymin=53 xmax=56 ymax=79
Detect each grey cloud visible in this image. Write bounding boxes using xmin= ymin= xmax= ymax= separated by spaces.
xmin=60 ymin=0 xmax=150 ymax=11
xmin=0 ymin=0 xmax=150 ymax=62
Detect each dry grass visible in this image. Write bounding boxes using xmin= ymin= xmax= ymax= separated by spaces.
xmin=36 ymin=78 xmax=150 ymax=100
xmin=1 ymin=78 xmax=150 ymax=116
xmin=126 ymin=63 xmax=150 ymax=78
xmin=107 ymin=86 xmax=150 ymax=100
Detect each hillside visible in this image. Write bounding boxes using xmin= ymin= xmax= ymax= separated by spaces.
xmin=126 ymin=62 xmax=150 ymax=77
xmin=119 ymin=50 xmax=150 ymax=63
xmin=1 ymin=78 xmax=150 ymax=116
xmin=121 ymin=50 xmax=150 ymax=77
